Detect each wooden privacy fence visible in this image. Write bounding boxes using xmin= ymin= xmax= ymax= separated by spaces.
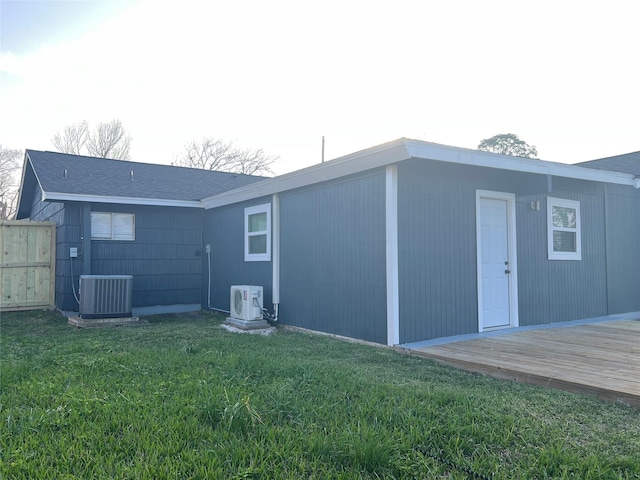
xmin=1 ymin=220 xmax=56 ymax=311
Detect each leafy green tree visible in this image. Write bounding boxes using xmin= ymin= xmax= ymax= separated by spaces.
xmin=478 ymin=133 xmax=538 ymax=158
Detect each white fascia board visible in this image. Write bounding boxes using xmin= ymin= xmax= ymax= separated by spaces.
xmin=15 ymin=153 xmax=32 ymax=214
xmin=405 ymin=140 xmax=637 ymax=186
xmin=202 ymin=138 xmax=638 ymax=210
xmin=202 ymin=141 xmax=411 ymax=209
xmin=16 ymin=153 xmax=43 ymax=213
xmin=42 ymin=191 xmax=203 ymax=208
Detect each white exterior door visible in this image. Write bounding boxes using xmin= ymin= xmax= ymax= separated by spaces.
xmin=476 ymin=191 xmax=518 ymax=331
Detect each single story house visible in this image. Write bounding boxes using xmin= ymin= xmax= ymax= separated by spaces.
xmin=15 ymin=139 xmax=640 ymax=345
xmin=15 ymin=150 xmax=266 ymax=313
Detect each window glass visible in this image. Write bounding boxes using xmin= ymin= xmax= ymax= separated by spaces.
xmin=91 ymin=212 xmax=135 ymax=241
xmin=553 ymin=231 xmax=577 ymax=253
xmin=244 ymin=204 xmax=271 ymax=261
xmin=91 ymin=212 xmax=112 ymax=239
xmin=249 ymin=234 xmax=267 ymax=255
xmin=248 ymin=212 xmax=267 ymax=233
xmin=547 ymin=197 xmax=581 ymax=260
xmin=552 ymin=206 xmax=576 ymax=228
xmin=113 ymin=214 xmax=135 ymax=240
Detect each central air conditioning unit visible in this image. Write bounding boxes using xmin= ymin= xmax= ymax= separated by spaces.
xmin=79 ymin=275 xmax=133 ymax=319
xmin=230 ymin=285 xmax=263 ymax=321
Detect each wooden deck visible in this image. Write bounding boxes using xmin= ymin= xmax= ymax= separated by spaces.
xmin=404 ymin=320 xmax=640 ymax=408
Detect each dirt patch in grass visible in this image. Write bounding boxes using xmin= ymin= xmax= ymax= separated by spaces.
xmin=220 ymin=323 xmax=277 ymax=336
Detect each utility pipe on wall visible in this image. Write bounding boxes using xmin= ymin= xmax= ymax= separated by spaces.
xmin=206 ymin=244 xmax=231 ymax=314
xmin=271 ymin=193 xmax=280 ymax=321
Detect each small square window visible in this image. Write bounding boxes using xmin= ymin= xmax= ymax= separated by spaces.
xmin=91 ymin=212 xmax=135 ymax=241
xmin=547 ymin=197 xmax=580 ymax=260
xmin=245 ymin=204 xmax=271 ymax=261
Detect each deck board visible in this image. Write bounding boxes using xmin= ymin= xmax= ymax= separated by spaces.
xmin=405 ymin=320 xmax=640 ymax=408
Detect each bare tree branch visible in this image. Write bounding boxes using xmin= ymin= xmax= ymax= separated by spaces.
xmin=175 ymin=137 xmax=276 ymax=175
xmin=0 ymin=145 xmax=21 ymax=219
xmin=86 ymin=119 xmax=132 ymax=160
xmin=51 ymin=121 xmax=88 ymax=155
xmin=235 ymin=148 xmax=277 ymax=175
xmin=51 ymin=119 xmax=132 ymax=160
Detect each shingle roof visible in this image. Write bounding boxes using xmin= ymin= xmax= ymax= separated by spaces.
xmin=25 ymin=150 xmax=267 ymax=202
xmin=577 ymin=152 xmax=640 ymax=176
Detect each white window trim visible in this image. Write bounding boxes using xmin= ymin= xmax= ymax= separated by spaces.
xmin=91 ymin=212 xmax=135 ymax=241
xmin=244 ymin=203 xmax=271 ymax=262
xmin=547 ymin=197 xmax=581 ymax=261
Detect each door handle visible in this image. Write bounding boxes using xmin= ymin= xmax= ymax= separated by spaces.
xmin=505 ymin=269 xmax=511 ymax=274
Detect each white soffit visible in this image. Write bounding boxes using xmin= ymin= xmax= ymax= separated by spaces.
xmin=404 ymin=141 xmax=637 ymax=185
xmin=24 ymin=141 xmax=637 ymax=213
xmin=42 ymin=191 xmax=203 ymax=208
xmin=201 ymin=141 xmax=411 ymax=209
xmin=202 ymin=139 xmax=637 ymax=209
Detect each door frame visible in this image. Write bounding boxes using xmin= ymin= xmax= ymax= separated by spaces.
xmin=475 ymin=190 xmax=519 ymax=332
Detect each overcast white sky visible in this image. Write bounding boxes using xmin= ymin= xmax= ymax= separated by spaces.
xmin=1 ymin=0 xmax=639 ymax=175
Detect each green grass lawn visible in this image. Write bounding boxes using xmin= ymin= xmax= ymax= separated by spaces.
xmin=1 ymin=310 xmax=639 ymax=479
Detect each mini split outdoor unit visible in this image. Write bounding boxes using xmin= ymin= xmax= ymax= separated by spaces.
xmin=229 ymin=285 xmax=263 ymax=321
xmin=79 ymin=275 xmax=133 ymax=319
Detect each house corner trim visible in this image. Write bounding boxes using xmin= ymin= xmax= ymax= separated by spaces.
xmin=386 ymin=165 xmax=399 ymax=346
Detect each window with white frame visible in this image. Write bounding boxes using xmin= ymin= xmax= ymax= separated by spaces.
xmin=547 ymin=197 xmax=581 ymax=260
xmin=244 ymin=203 xmax=271 ymax=261
xmin=91 ymin=212 xmax=135 ymax=241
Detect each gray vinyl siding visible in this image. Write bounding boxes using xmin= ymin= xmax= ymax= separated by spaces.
xmin=29 ymin=186 xmax=77 ymax=310
xmin=517 ymin=180 xmax=608 ymax=325
xmin=546 ymin=189 xmax=607 ymax=321
xmin=89 ymin=205 xmax=204 ymax=308
xmin=396 ymin=160 xmax=618 ymax=343
xmin=397 ymin=162 xmax=478 ymax=343
xmin=515 ymin=193 xmax=551 ymax=325
xmin=203 ymin=199 xmax=273 ymax=312
xmin=279 ymin=172 xmax=387 ymax=344
xmin=29 ymin=194 xmax=205 ymax=311
xmin=397 ymin=160 xmax=548 ymax=342
xmin=604 ymin=185 xmax=640 ymax=314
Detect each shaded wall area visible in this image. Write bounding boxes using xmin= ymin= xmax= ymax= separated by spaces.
xmin=30 ymin=194 xmax=204 ymax=311
xmin=203 ymin=198 xmax=273 ymax=313
xmin=89 ymin=204 xmax=204 ymax=309
xmin=30 ymin=186 xmax=74 ymax=309
xmin=604 ymin=184 xmax=640 ymax=314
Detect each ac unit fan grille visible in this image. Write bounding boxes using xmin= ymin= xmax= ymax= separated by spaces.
xmin=233 ymin=289 xmax=243 ymax=316
xmin=79 ymin=275 xmax=133 ymax=319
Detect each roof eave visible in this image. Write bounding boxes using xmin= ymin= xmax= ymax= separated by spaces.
xmin=403 ymin=140 xmax=637 ymax=185
xmin=201 ymin=140 xmax=411 ymax=208
xmin=14 ymin=153 xmax=29 ymax=218
xmin=15 ymin=151 xmax=44 ymax=219
xmin=202 ymin=139 xmax=637 ymax=209
xmin=42 ymin=192 xmax=204 ymax=208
